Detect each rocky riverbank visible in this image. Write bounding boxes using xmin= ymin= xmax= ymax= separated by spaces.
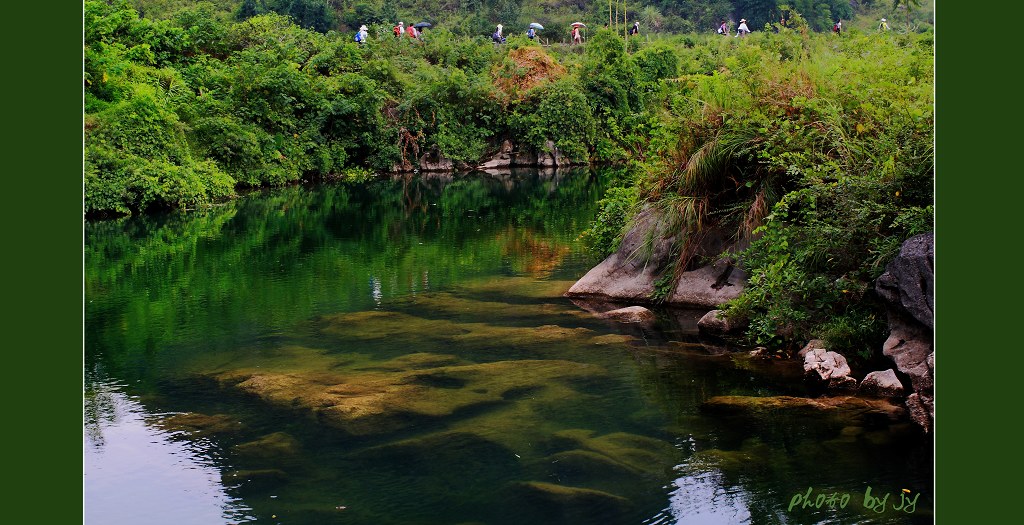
xmin=566 ymin=223 xmax=935 ymax=433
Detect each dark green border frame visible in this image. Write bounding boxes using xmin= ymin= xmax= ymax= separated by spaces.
xmin=12 ymin=2 xmax=83 ymax=523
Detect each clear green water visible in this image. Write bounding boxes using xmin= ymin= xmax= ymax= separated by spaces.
xmin=85 ymin=169 xmax=932 ymax=525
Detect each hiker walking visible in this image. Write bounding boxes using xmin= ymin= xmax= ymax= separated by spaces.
xmin=630 ymin=21 xmax=639 ymax=36
xmin=355 ymin=25 xmax=368 ymax=44
xmin=833 ymin=20 xmax=842 ymax=34
xmin=571 ymin=25 xmax=582 ymax=44
xmin=394 ymin=21 xmax=404 ymax=37
xmin=736 ymin=18 xmax=750 ymax=37
xmin=492 ymin=24 xmax=505 ymax=44
xmin=717 ymin=20 xmax=729 ymax=35
xmin=879 ymin=18 xmax=889 ymax=31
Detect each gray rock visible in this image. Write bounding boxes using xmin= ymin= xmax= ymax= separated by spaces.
xmin=797 ymin=339 xmax=826 ymax=359
xmin=876 ymin=233 xmax=934 ymax=330
xmin=828 ymin=375 xmax=858 ymax=392
xmin=905 ymin=393 xmax=933 ymax=434
xmin=477 ymin=142 xmax=513 ymax=169
xmin=881 ymin=315 xmax=933 ymax=395
xmin=565 ymin=207 xmax=674 ymax=302
xmin=596 ymin=306 xmax=656 ymax=324
xmin=419 ymin=147 xmax=454 ymax=171
xmin=803 ymin=348 xmax=856 ymax=391
xmin=803 ymin=348 xmax=851 ymax=380
xmin=566 ymin=207 xmax=745 ymax=308
xmin=874 ymin=233 xmax=934 ymax=432
xmin=859 ymin=369 xmax=905 ymax=398
xmin=537 ymin=140 xmax=563 ymax=167
xmin=698 ymin=309 xmax=735 ymax=334
xmin=667 ymin=258 xmax=746 ymax=307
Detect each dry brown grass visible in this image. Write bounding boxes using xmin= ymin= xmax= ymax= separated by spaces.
xmin=491 ymin=47 xmax=567 ymax=99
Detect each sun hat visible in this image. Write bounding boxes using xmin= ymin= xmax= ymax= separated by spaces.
xmin=360 ymin=25 xmax=367 ymax=31
xmin=740 ymin=19 xmax=746 ymax=23
xmin=881 ymin=18 xmax=886 ymax=22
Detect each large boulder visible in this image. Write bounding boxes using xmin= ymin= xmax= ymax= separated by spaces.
xmin=565 ymin=207 xmax=745 ymax=308
xmin=670 ymin=258 xmax=746 ymax=307
xmin=565 ymin=207 xmax=675 ymax=302
xmin=875 ymin=233 xmax=934 ymax=432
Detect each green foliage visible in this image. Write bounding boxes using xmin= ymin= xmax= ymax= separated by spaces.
xmin=579 ymin=184 xmax=639 ymax=257
xmin=507 ymin=78 xmax=596 ymax=162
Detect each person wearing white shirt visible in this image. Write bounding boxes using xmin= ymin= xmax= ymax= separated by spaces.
xmin=736 ymin=18 xmax=750 ymax=37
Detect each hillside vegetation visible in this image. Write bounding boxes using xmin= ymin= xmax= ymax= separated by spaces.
xmin=84 ymin=0 xmax=934 ymax=354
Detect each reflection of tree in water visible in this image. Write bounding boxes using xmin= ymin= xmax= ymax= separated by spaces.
xmin=498 ymin=225 xmax=571 ymax=277
xmin=84 ymin=365 xmax=125 ymax=449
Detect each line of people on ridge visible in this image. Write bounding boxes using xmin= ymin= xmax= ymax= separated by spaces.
xmin=715 ymin=16 xmax=892 ymax=37
xmin=355 ymin=15 xmax=893 ymax=47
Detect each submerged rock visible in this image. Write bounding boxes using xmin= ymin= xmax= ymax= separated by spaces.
xmin=232 ymin=432 xmax=301 ymax=459
xmin=547 ymin=429 xmax=678 ymax=476
xmin=595 ymin=306 xmax=656 ymax=324
xmin=701 ymin=395 xmax=906 ymax=426
xmin=155 ymin=412 xmax=244 ymax=436
xmin=212 ymin=356 xmax=606 ymax=437
xmin=508 ymin=481 xmax=632 ymax=520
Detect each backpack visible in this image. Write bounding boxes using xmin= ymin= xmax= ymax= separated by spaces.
xmin=354 ymin=32 xmax=362 ymax=42
xmin=833 ymin=23 xmax=840 ymax=33
xmin=527 ymin=28 xmax=535 ymax=38
xmin=393 ymin=26 xmax=400 ymax=36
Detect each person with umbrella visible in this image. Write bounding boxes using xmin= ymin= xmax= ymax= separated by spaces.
xmin=571 ymin=22 xmax=584 ymax=45
xmin=527 ymin=22 xmax=543 ymax=40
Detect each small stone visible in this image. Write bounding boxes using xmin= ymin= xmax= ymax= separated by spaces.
xmin=859 ymin=369 xmax=905 ymax=398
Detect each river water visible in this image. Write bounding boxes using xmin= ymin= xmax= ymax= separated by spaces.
xmin=84 ymin=168 xmax=933 ymax=524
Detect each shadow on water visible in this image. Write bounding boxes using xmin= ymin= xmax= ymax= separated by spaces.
xmin=85 ymin=168 xmax=932 ymax=525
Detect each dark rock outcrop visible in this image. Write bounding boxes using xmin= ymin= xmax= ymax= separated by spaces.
xmin=875 ymin=233 xmax=934 ymax=432
xmin=418 ymin=147 xmax=454 ymax=171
